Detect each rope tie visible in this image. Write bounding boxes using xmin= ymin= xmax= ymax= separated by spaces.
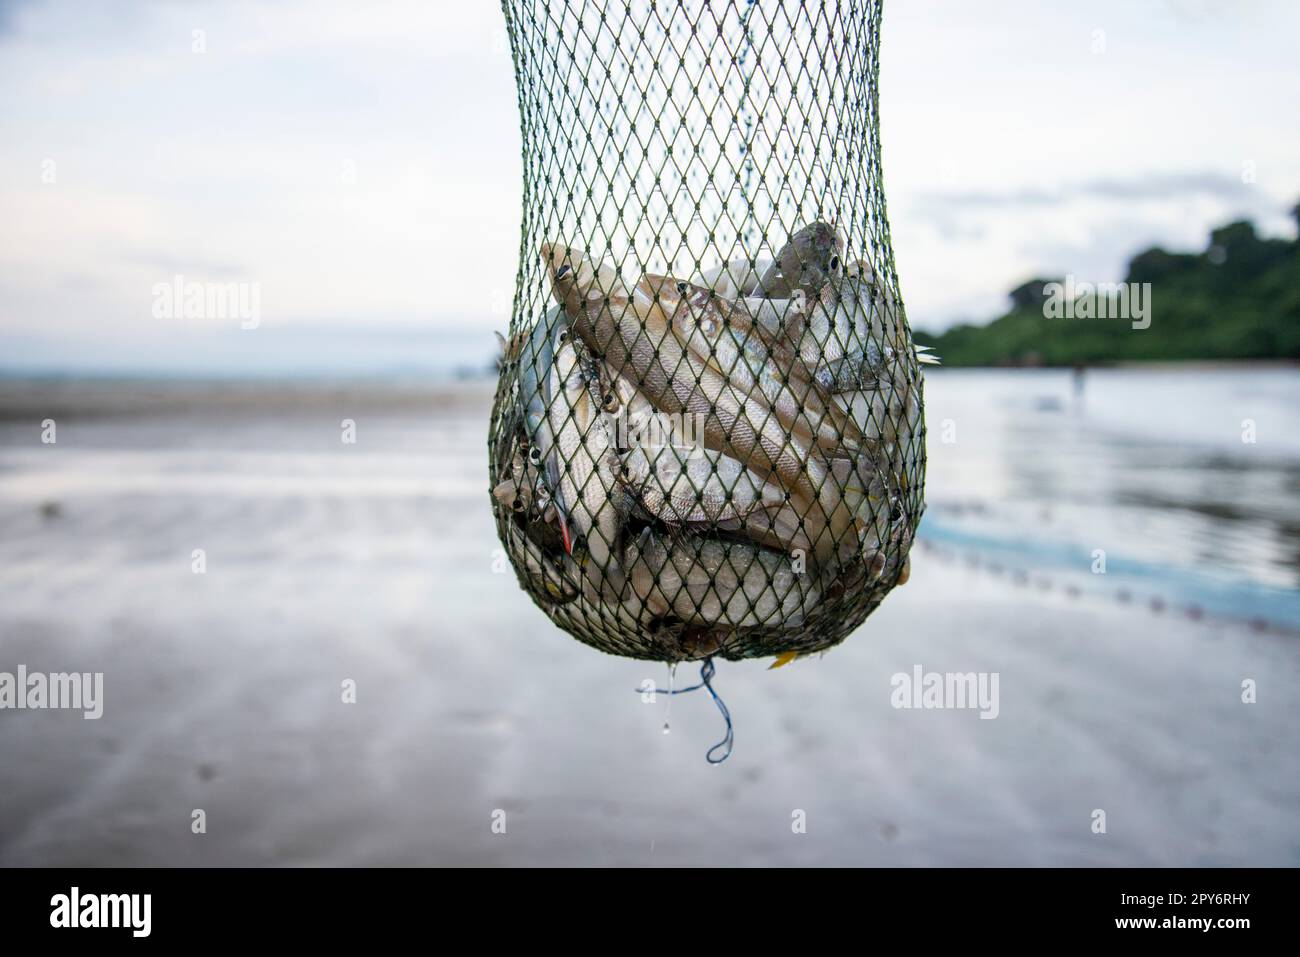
xmin=637 ymin=657 xmax=734 ymax=764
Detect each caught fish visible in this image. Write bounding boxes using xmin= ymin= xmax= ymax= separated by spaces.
xmin=493 ymin=228 xmax=927 ymax=664
xmin=725 ymin=500 xmax=816 ymax=557
xmin=648 ymin=274 xmax=863 ymax=457
xmin=503 ymin=507 xmax=580 ymax=605
xmin=692 ymin=256 xmax=774 ymax=299
xmin=661 ymin=272 xmax=911 ymax=566
xmin=492 ymin=451 xmax=548 ymax=518
xmin=619 ymin=442 xmax=786 ymax=527
xmin=757 ymin=221 xmax=846 ymax=298
xmin=606 ymin=364 xmax=656 ymax=432
xmin=516 ymin=304 xmax=568 ymax=516
xmin=544 ymin=242 xmax=822 ymax=505
xmin=546 ymin=321 xmax=624 ymax=574
xmin=837 ymin=373 xmax=922 ymax=449
xmin=796 ymin=451 xmax=893 ymax=568
xmin=491 ymin=417 xmax=571 ymax=556
xmin=623 ymin=527 xmax=820 ymax=631
xmin=733 ymin=291 xmax=808 ymax=341
xmin=795 ymin=276 xmax=898 ymax=393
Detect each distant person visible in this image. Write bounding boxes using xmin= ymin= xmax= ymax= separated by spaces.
xmin=1072 ymin=362 xmax=1086 ymax=409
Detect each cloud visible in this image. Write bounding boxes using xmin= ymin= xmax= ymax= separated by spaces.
xmin=913 ymin=170 xmax=1267 ymax=212
xmin=3 ymin=0 xmax=1300 ymax=369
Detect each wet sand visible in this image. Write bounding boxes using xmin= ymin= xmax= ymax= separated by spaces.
xmin=0 ymin=376 xmax=1296 ymax=866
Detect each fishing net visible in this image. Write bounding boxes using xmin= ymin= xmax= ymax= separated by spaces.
xmin=490 ymin=0 xmax=926 ymax=663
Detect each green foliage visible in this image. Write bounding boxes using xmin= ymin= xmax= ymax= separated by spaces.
xmin=914 ymin=208 xmax=1300 ymax=366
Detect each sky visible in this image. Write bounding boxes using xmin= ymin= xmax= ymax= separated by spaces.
xmin=1 ymin=0 xmax=1297 ymax=375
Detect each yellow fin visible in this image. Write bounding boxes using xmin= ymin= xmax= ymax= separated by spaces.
xmin=769 ymin=651 xmax=799 ymax=670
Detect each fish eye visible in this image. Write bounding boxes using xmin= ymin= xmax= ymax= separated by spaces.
xmin=556 ymin=265 xmax=571 ymax=279
xmin=512 ymin=498 xmax=524 ymax=512
xmin=558 ymin=330 xmax=568 ymax=342
xmin=675 ymin=281 xmax=687 ymax=294
xmin=829 ymin=255 xmax=840 ymax=272
xmin=528 ymin=447 xmax=542 ymax=465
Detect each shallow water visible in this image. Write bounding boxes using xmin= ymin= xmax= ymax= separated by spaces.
xmin=0 ymin=369 xmax=1296 ymax=866
xmin=923 ymin=366 xmax=1300 ymax=628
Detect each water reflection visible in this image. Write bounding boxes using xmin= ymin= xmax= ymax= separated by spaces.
xmin=922 ymin=367 xmax=1300 ymax=626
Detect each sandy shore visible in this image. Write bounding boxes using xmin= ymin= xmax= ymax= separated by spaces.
xmin=0 ymin=377 xmax=1296 ymax=866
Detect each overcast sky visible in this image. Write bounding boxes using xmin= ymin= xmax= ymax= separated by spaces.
xmin=1 ymin=0 xmax=1297 ymax=374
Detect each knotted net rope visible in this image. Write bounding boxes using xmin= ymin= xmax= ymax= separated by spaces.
xmin=490 ymin=0 xmax=926 ymax=662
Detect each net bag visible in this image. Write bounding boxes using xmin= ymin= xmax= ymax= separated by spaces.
xmin=490 ymin=0 xmax=927 ymax=663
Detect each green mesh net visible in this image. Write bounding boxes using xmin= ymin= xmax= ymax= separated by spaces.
xmin=489 ymin=0 xmax=926 ymax=662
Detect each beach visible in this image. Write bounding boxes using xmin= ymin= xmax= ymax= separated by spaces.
xmin=0 ymin=370 xmax=1297 ymax=866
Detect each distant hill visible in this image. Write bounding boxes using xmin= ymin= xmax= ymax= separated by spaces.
xmin=913 ymin=203 xmax=1300 ymax=366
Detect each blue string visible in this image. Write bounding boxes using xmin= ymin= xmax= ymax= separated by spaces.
xmin=637 ymin=657 xmax=734 ymax=764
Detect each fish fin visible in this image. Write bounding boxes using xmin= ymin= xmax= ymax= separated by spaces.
xmin=558 ymin=514 xmax=573 ymax=555
xmin=769 ymin=650 xmax=799 ymax=670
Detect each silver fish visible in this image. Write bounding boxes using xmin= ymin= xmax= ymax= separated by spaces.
xmin=733 ymin=291 xmax=808 ymax=340
xmin=620 ymin=442 xmax=786 ymax=527
xmin=692 ymin=256 xmax=774 ymax=299
xmin=492 ymin=418 xmax=571 ymax=556
xmin=546 ymin=325 xmax=623 ymax=573
xmin=724 ymin=501 xmax=816 ymax=557
xmin=516 ymin=304 xmax=567 ymax=504
xmin=837 ymin=370 xmax=922 ymax=448
xmin=757 ymin=221 xmax=846 ymax=298
xmin=542 ymin=240 xmax=920 ymax=576
xmin=623 ymin=528 xmax=820 ymax=630
xmin=796 ymin=277 xmax=897 ymax=393
xmin=544 ymin=243 xmax=822 ymax=506
xmin=609 ymin=366 xmax=653 ymax=416
xmin=653 ymin=275 xmax=863 ymax=457
xmin=493 ymin=452 xmax=548 ymax=518
xmin=745 ymin=255 xmax=910 ymax=399
xmin=739 ymin=451 xmax=891 ymax=570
